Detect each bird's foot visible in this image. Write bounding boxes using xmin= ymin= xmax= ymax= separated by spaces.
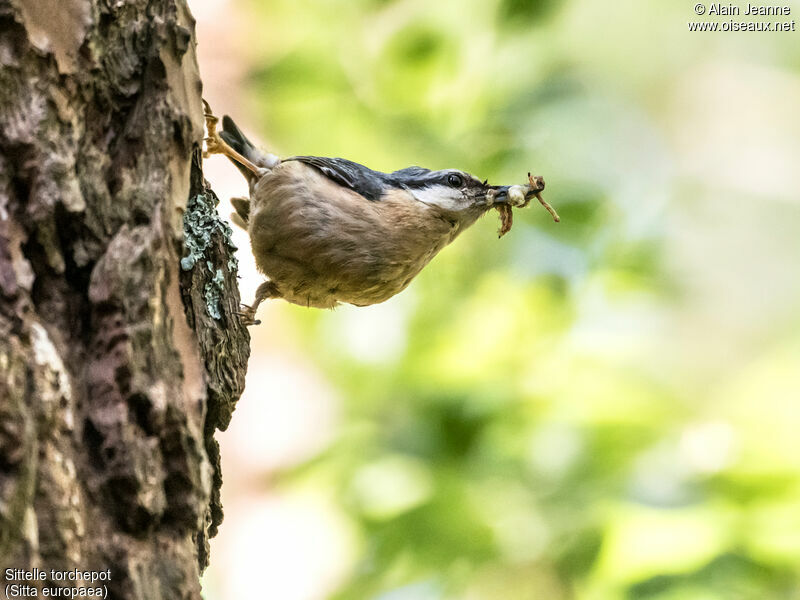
xmin=202 ymin=100 xmax=223 ymax=157
xmin=202 ymin=99 xmax=261 ymax=175
xmin=236 ymin=304 xmax=262 ymax=327
xmin=236 ymin=281 xmax=281 ymax=325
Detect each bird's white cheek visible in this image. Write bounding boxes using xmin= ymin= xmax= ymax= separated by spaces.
xmin=411 ymin=187 xmax=464 ymax=211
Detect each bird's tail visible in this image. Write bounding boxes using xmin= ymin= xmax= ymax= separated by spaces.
xmin=220 ymin=116 xmax=280 ymax=178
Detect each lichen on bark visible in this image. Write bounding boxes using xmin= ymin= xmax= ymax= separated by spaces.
xmin=180 ymin=190 xmax=238 ymax=321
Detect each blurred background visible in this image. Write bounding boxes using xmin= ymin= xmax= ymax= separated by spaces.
xmin=194 ymin=0 xmax=800 ymax=598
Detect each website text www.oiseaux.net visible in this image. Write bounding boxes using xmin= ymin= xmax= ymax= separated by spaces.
xmin=688 ymin=19 xmax=796 ymax=31
xmin=688 ymin=3 xmax=796 ymax=31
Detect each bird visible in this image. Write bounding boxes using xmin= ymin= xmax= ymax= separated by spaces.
xmin=201 ymin=101 xmax=557 ymax=324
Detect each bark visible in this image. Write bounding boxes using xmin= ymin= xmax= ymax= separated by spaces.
xmin=0 ymin=0 xmax=249 ymax=598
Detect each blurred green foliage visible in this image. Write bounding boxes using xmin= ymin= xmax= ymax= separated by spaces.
xmin=229 ymin=0 xmax=800 ymax=597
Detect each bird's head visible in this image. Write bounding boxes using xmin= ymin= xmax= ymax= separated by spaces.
xmin=389 ymin=166 xmax=545 ymax=229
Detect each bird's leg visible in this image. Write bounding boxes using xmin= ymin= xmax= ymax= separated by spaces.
xmin=238 ymin=281 xmax=281 ymax=326
xmin=202 ymin=100 xmax=262 ymax=176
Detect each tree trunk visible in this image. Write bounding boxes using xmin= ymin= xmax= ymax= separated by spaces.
xmin=0 ymin=0 xmax=249 ymax=598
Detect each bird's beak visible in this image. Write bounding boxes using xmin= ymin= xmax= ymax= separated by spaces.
xmin=482 ymin=176 xmax=546 ymax=207
xmin=484 ymin=185 xmax=512 ymax=204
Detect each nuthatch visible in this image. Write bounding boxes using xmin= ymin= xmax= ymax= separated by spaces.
xmin=202 ymin=102 xmax=558 ymax=324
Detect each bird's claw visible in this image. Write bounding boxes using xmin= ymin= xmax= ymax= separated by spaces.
xmin=202 ymin=100 xmax=222 ymax=158
xmin=201 ymin=99 xmax=262 ymax=175
xmin=203 ymin=137 xmax=218 ymax=159
xmin=203 ymin=99 xmax=217 ymax=124
xmin=237 ymin=304 xmax=262 ymax=326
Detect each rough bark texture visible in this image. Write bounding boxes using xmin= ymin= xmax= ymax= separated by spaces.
xmin=0 ymin=0 xmax=249 ymax=598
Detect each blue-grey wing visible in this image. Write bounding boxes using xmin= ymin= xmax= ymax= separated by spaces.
xmin=285 ymin=156 xmax=389 ymax=201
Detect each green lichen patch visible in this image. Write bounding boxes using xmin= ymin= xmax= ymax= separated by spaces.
xmin=181 ymin=192 xmax=238 ymax=319
xmin=204 ymin=266 xmax=225 ymax=320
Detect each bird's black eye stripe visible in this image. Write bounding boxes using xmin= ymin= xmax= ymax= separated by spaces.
xmin=447 ymin=173 xmax=463 ymax=187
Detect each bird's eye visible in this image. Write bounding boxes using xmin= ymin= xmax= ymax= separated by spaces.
xmin=447 ymin=173 xmax=463 ymax=187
